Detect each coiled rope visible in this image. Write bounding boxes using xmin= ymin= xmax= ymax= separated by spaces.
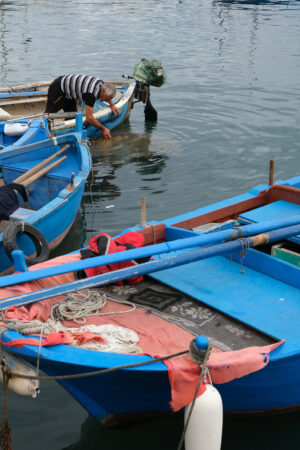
xmin=51 ymin=289 xmax=136 ymax=324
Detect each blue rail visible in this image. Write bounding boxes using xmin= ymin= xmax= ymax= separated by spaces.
xmin=0 ymin=222 xmax=299 ymax=310
xmin=0 ymin=214 xmax=299 ymax=288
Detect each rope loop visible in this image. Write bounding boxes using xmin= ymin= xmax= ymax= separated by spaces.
xmin=189 ymin=337 xmax=211 ymax=365
xmin=238 ymin=237 xmax=250 ymax=273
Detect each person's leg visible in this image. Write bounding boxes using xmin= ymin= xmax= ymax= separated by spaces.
xmin=45 ymin=78 xmax=64 ymax=113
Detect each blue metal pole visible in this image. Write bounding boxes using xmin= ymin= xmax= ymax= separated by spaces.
xmin=0 ymin=223 xmax=300 ymax=310
xmin=1 ymin=214 xmax=300 ymax=288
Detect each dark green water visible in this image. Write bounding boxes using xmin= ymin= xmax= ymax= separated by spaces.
xmin=1 ymin=0 xmax=300 ymax=448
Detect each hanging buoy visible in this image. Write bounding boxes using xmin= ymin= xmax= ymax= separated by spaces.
xmin=184 ymin=383 xmax=223 ymax=450
xmin=0 ymin=351 xmax=40 ymax=398
xmin=184 ymin=335 xmax=223 ymax=450
xmin=4 ymin=122 xmax=28 ymax=136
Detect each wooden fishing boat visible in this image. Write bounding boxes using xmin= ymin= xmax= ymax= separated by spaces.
xmin=0 ymin=79 xmax=136 ymax=140
xmin=0 ymin=117 xmax=91 ymax=274
xmin=0 ymin=173 xmax=299 ymax=426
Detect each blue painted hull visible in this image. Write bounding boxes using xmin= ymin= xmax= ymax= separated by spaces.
xmin=1 ymin=175 xmax=300 ymax=421
xmin=0 ymin=131 xmax=91 ymax=274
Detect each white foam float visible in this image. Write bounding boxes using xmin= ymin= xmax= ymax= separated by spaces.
xmin=0 ymin=350 xmax=40 ymax=398
xmin=184 ymin=383 xmax=223 ymax=450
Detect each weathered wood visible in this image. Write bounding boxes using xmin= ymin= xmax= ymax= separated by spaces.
xmin=173 ymin=194 xmax=268 ymax=229
xmin=0 ymin=80 xmax=52 ymax=93
xmin=140 ymin=196 xmax=147 ymax=227
xmin=0 ymin=96 xmax=47 ymax=107
xmin=137 ymin=224 xmax=166 ymax=245
xmin=14 ymin=145 xmax=70 ymax=184
xmin=173 ymin=184 xmax=300 ymax=230
xmin=267 ymin=184 xmax=300 ymax=205
xmin=269 ymin=160 xmax=274 ymax=186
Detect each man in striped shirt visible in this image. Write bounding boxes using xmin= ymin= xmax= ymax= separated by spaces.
xmin=45 ymin=74 xmax=120 ymax=139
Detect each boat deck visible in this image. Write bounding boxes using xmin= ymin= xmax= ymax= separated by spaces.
xmin=112 ymin=276 xmax=275 ymax=352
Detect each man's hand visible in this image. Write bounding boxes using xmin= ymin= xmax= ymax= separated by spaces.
xmin=110 ymin=104 xmax=120 ymax=116
xmin=102 ymin=127 xmax=111 ymax=139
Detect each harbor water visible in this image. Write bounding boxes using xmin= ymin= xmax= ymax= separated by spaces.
xmin=0 ymin=0 xmax=300 ymax=448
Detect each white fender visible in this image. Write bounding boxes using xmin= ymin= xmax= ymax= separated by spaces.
xmin=0 ymin=351 xmax=40 ymax=398
xmin=184 ymin=384 xmax=223 ymax=450
xmin=4 ymin=122 xmax=28 ymax=136
xmin=0 ymin=107 xmax=12 ymax=121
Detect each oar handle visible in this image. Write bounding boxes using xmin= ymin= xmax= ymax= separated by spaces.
xmin=22 ymin=156 xmax=67 ymax=187
xmin=14 ymin=145 xmax=70 ymax=184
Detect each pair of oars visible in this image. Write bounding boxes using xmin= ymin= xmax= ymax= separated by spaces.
xmin=14 ymin=144 xmax=70 ymax=187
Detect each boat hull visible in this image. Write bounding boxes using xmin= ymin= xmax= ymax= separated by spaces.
xmin=0 ymin=131 xmax=91 ymax=273
xmin=1 ymin=175 xmax=300 ymax=420
xmin=0 ymin=80 xmax=136 ymax=140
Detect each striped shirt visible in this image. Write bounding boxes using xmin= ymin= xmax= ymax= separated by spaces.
xmin=60 ymin=74 xmax=103 ymax=106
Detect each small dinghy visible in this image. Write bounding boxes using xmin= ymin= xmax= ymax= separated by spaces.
xmin=0 ymin=171 xmax=299 ymax=435
xmin=0 ymin=79 xmax=136 ymax=140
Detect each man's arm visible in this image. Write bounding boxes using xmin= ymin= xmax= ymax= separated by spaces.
xmin=85 ymin=105 xmax=111 ymax=139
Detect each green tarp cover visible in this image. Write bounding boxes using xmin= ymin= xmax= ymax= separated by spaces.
xmin=133 ymin=58 xmax=166 ymax=87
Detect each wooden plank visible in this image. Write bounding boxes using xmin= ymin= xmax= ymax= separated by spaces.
xmin=0 ymin=80 xmax=52 ymax=93
xmin=173 ymin=193 xmax=268 ymax=229
xmin=0 ymin=96 xmax=47 ymax=107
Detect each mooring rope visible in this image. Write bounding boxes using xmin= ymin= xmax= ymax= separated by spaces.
xmin=176 ymin=338 xmax=212 ymax=450
xmin=0 ymin=331 xmax=12 ymax=450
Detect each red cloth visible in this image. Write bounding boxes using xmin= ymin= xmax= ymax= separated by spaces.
xmin=0 ymin=254 xmax=284 ymax=411
xmin=84 ymin=231 xmax=145 ymax=284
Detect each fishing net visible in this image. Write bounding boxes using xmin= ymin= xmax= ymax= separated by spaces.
xmin=133 ymin=58 xmax=167 ymax=87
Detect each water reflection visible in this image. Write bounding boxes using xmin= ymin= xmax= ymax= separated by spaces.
xmin=79 ymin=121 xmax=169 ymax=239
xmin=61 ymin=409 xmax=300 ymax=450
xmin=61 ymin=414 xmax=183 ymax=450
xmin=85 ymin=122 xmax=168 ymax=202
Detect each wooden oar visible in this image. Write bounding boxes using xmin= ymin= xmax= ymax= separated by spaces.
xmin=14 ymin=144 xmax=70 ymax=184
xmin=22 ymin=156 xmax=67 ymax=187
xmin=0 ymin=215 xmax=300 ymax=289
xmin=0 ymin=223 xmax=300 ymax=311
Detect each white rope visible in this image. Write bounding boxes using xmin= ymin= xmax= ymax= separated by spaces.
xmin=51 ymin=289 xmax=136 ymax=324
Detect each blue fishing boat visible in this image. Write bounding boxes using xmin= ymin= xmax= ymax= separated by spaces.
xmin=0 ymin=173 xmax=299 ymax=425
xmin=0 ymin=79 xmax=136 ymax=140
xmin=0 ymin=116 xmax=91 ymax=274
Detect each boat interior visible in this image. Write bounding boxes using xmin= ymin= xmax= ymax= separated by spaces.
xmin=121 ymin=183 xmax=300 ymax=351
xmin=0 ymin=137 xmax=82 ymax=232
xmin=0 ymin=81 xmax=129 ymax=121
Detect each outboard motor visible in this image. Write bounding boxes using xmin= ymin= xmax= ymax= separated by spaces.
xmin=125 ymin=58 xmax=166 ymax=122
